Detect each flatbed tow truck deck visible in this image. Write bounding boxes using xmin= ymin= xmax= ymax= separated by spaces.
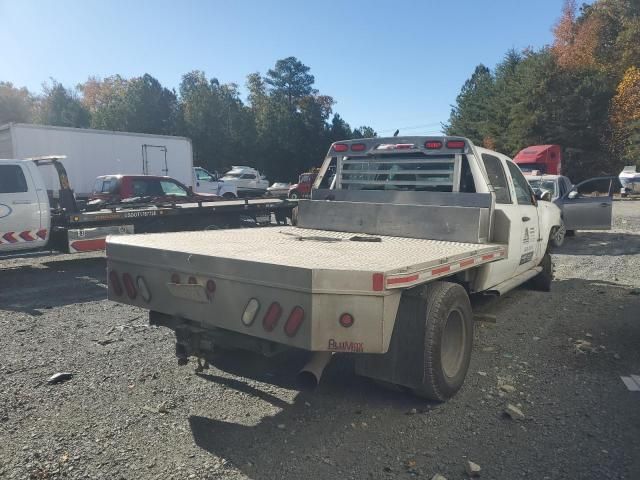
xmin=107 ymin=227 xmax=506 ymax=294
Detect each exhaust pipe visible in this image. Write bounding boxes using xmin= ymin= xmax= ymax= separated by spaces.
xmin=297 ymin=352 xmax=334 ymax=390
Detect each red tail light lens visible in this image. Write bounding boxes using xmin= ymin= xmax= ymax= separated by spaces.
xmin=446 ymin=140 xmax=465 ymax=149
xmin=333 ymin=143 xmax=348 ymax=152
xmin=350 ymin=143 xmax=366 ymax=152
xmin=284 ymin=306 xmax=305 ymax=337
xmin=263 ymin=302 xmax=283 ymax=331
xmin=171 ymin=273 xmax=180 ymax=284
xmin=109 ymin=270 xmax=123 ymax=296
xmin=339 ymin=313 xmax=354 ymax=328
xmin=425 ymin=141 xmax=443 ymax=149
xmin=122 ymin=273 xmax=137 ymax=299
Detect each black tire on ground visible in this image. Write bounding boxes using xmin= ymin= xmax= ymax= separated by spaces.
xmin=289 ymin=191 xmax=299 ymax=199
xmin=222 ymin=192 xmax=236 ymax=199
xmin=355 ymin=281 xmax=473 ymax=402
xmin=530 ymin=252 xmax=553 ymax=292
xmin=411 ymin=282 xmax=474 ymax=401
xmin=550 ymin=219 xmax=566 ymax=248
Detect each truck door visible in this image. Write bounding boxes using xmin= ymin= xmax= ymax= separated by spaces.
xmin=505 ymin=160 xmax=542 ymax=275
xmin=559 ymin=177 xmax=614 ymax=230
xmin=0 ymin=163 xmax=45 ymax=252
xmin=480 ymin=154 xmax=539 ymax=284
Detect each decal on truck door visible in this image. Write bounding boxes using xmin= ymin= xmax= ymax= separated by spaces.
xmin=520 ymin=226 xmax=536 ymax=265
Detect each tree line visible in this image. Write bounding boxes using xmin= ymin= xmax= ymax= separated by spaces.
xmin=0 ymin=57 xmax=376 ymax=182
xmin=445 ymin=0 xmax=640 ymax=180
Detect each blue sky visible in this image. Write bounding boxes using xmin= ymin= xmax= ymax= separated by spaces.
xmin=0 ymin=0 xmax=564 ymax=135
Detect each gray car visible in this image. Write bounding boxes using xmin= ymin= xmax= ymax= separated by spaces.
xmin=527 ymin=175 xmax=613 ymax=247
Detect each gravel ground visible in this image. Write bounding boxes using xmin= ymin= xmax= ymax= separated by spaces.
xmin=1 ymin=201 xmax=639 ymax=480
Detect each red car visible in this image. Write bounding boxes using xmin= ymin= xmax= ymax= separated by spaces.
xmin=288 ymin=172 xmax=318 ymax=199
xmin=89 ymin=175 xmax=220 ymax=204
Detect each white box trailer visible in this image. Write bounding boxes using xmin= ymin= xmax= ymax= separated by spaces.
xmin=0 ymin=123 xmax=193 ymax=198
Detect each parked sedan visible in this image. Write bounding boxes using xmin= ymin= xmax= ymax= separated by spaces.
xmin=527 ymin=174 xmax=614 ymax=247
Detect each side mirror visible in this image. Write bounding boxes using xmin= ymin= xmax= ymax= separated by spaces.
xmin=187 ymin=186 xmax=194 ymax=195
xmin=568 ymin=190 xmax=578 ymax=199
xmin=534 ymin=189 xmax=551 ymax=202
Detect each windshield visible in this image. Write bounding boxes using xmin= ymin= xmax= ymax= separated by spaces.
xmin=528 ymin=179 xmax=556 ymax=196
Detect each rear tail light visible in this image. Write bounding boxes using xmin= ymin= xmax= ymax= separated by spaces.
xmin=446 ymin=140 xmax=465 ymax=149
xmin=170 ymin=273 xmax=180 ymax=284
xmin=122 ymin=273 xmax=137 ymax=299
xmin=242 ymin=298 xmax=260 ymax=326
xmin=339 ymin=313 xmax=354 ymax=328
xmin=109 ymin=270 xmax=123 ymax=296
xmin=136 ymin=276 xmax=152 ymax=302
xmin=263 ymin=302 xmax=283 ymax=331
xmin=333 ymin=143 xmax=348 ymax=152
xmin=206 ymin=279 xmax=216 ymax=296
xmin=350 ymin=143 xmax=366 ymax=152
xmin=425 ymin=141 xmax=443 ymax=149
xmin=284 ymin=306 xmax=305 ymax=337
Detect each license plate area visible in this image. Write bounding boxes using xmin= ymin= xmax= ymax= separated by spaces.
xmin=166 ymin=283 xmax=210 ymax=303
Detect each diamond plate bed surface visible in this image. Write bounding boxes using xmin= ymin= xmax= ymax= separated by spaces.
xmin=108 ymin=227 xmax=502 ymax=273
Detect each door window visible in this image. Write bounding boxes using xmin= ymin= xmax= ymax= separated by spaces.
xmin=195 ymin=168 xmax=213 ymax=181
xmin=160 ymin=180 xmax=188 ymax=196
xmin=0 ymin=165 xmax=28 ymax=193
xmin=506 ymin=161 xmax=535 ymax=205
xmin=481 ymin=154 xmax=511 ymax=204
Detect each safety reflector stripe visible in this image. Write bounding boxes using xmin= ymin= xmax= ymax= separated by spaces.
xmin=0 ymin=230 xmax=47 ymax=244
xmin=386 ymin=274 xmax=419 ymax=285
xmin=383 ymin=248 xmax=506 ymax=290
xmin=69 ymin=238 xmax=107 ymax=253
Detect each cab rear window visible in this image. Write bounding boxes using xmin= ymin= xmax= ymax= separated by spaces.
xmin=0 ymin=165 xmax=28 ymax=193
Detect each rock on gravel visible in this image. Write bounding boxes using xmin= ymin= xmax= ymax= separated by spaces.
xmin=465 ymin=460 xmax=481 ymax=477
xmin=504 ymin=403 xmax=525 ymax=421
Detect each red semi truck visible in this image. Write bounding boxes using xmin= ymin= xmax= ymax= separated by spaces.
xmin=513 ymin=145 xmax=562 ymax=175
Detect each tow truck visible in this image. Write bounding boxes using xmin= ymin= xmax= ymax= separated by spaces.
xmin=106 ymin=137 xmax=561 ymax=401
xmin=0 ymin=156 xmax=294 ymax=255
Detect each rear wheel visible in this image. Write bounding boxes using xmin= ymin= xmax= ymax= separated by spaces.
xmin=355 ymin=282 xmax=473 ymax=402
xmin=222 ymin=192 xmax=236 ymax=199
xmin=289 ymin=191 xmax=299 ymax=199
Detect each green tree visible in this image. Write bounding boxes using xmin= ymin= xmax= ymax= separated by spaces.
xmin=0 ymin=82 xmax=34 ymax=124
xmin=36 ymin=80 xmax=90 ymax=128
xmin=265 ymin=57 xmax=317 ymax=108
xmin=445 ymin=65 xmax=495 ymax=145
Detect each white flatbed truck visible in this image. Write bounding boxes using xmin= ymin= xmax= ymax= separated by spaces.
xmin=106 ymin=136 xmax=561 ymax=400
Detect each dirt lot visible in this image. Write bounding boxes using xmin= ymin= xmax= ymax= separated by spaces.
xmin=1 ymin=202 xmax=639 ymax=480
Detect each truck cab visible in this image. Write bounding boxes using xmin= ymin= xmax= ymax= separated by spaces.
xmin=0 ymin=160 xmax=50 ymax=253
xmin=193 ymin=167 xmax=237 ymax=198
xmin=513 ymin=145 xmax=562 ymax=175
xmin=89 ymin=175 xmax=221 ymax=205
xmin=220 ymin=166 xmax=269 ymax=196
xmin=288 ymin=171 xmax=319 ymax=199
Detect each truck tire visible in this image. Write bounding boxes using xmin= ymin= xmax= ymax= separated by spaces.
xmin=550 ymin=219 xmax=566 ymax=248
xmin=222 ymin=192 xmax=236 ymax=199
xmin=355 ymin=281 xmax=473 ymax=402
xmin=289 ymin=190 xmax=299 ymax=199
xmin=530 ymin=252 xmax=553 ymax=292
xmin=412 ymin=282 xmax=474 ymax=401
